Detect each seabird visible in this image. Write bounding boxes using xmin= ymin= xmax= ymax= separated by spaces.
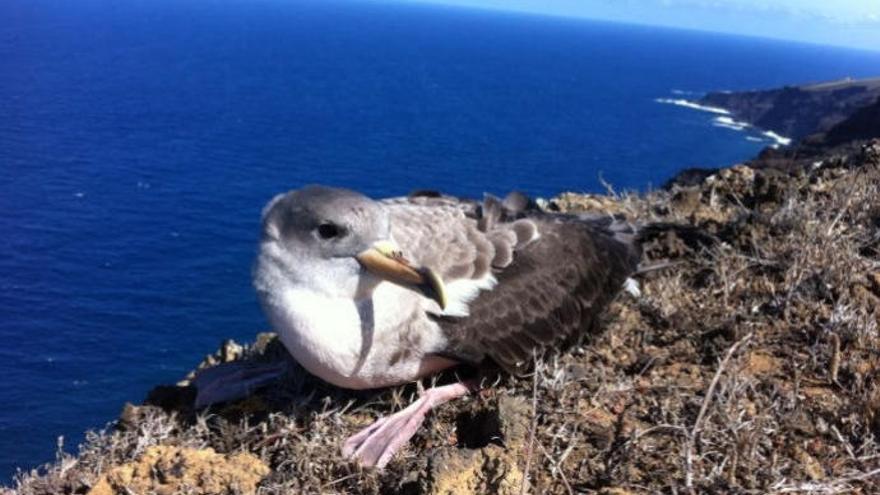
xmin=246 ymin=185 xmax=641 ymax=468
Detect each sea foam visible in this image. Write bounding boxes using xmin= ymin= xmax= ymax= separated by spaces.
xmin=712 ymin=116 xmax=749 ymax=131
xmin=715 ymin=117 xmax=792 ymax=145
xmin=762 ymin=130 xmax=792 ymax=146
xmin=655 ymin=98 xmax=731 ymax=115
xmin=657 ymin=96 xmax=792 ymax=147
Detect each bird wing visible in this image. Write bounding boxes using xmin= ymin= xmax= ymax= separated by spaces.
xmin=381 ymin=192 xmax=532 ymax=280
xmin=382 ymin=192 xmax=641 ymax=375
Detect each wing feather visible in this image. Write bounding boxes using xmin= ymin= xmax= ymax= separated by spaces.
xmin=381 ymin=193 xmax=641 ymax=375
xmin=439 ymin=215 xmax=641 ymax=374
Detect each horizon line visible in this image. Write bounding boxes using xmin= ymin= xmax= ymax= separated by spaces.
xmin=368 ymin=0 xmax=880 ymax=55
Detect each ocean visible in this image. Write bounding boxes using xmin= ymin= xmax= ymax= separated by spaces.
xmin=2 ymin=0 xmax=879 ymax=481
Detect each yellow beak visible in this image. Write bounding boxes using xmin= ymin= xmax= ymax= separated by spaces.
xmin=355 ymin=241 xmax=447 ymax=310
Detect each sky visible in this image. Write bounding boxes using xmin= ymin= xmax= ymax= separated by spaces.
xmin=392 ymin=0 xmax=880 ymax=52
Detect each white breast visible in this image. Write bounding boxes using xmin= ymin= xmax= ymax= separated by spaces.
xmin=262 ymin=282 xmax=449 ymax=390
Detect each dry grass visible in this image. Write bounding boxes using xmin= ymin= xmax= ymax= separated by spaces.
xmin=8 ymin=140 xmax=880 ymax=494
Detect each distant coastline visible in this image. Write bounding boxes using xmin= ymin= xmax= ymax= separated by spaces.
xmin=699 ymin=77 xmax=880 ymax=140
xmin=656 ymin=97 xmax=792 ymax=147
xmin=663 ymin=76 xmax=880 ymax=187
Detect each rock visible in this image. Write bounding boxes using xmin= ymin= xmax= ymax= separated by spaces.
xmin=87 ymin=446 xmax=269 ymax=495
xmin=425 ymin=396 xmax=530 ymax=495
xmin=551 ymin=192 xmax=629 ymax=215
xmin=714 ymin=164 xmax=756 ymax=188
xmin=249 ymin=332 xmax=291 ymax=362
xmin=824 ymin=99 xmax=880 ymax=146
xmin=116 ymin=403 xmax=164 ymax=432
xmin=868 ymin=272 xmax=880 ymax=299
xmin=599 ymin=489 xmax=638 ymax=495
xmin=427 ymin=446 xmax=525 ymax=495
xmin=495 ymin=396 xmax=531 ymax=446
xmin=663 ymin=166 xmax=758 ymax=227
xmin=792 ymin=444 xmax=825 ymax=481
xmin=250 ymin=332 xmax=279 ymax=355
xmin=699 ymin=79 xmax=880 ymax=140
xmin=752 ymin=168 xmax=788 ymax=207
xmin=664 ymin=167 xmax=719 ymax=189
xmin=144 ymin=384 xmax=196 ymax=413
xmin=220 ymin=339 xmax=244 ymax=363
xmin=580 ymin=406 xmax=618 ymax=449
xmin=862 ymin=139 xmax=880 ymax=164
xmin=745 ymin=352 xmax=783 ymax=376
xmin=669 ymin=187 xmax=701 ymax=214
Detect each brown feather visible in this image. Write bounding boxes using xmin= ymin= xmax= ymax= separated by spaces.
xmin=381 ymin=193 xmax=641 ymax=375
xmin=437 ymin=214 xmax=641 ymax=375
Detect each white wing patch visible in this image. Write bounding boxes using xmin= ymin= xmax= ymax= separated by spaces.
xmin=440 ymin=273 xmax=498 ymax=317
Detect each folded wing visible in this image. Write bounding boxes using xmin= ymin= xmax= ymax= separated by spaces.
xmin=382 ymin=192 xmax=641 ymax=374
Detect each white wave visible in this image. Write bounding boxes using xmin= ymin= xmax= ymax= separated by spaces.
xmin=671 ymin=89 xmax=695 ymax=95
xmin=712 ymin=116 xmax=749 ymax=131
xmin=655 ymin=98 xmax=731 ymax=115
xmin=713 ymin=117 xmax=792 ymax=147
xmin=746 ymin=136 xmax=765 ymax=142
xmin=657 ymin=96 xmax=792 ymax=147
xmin=713 ymin=123 xmax=744 ymax=131
xmin=762 ymin=130 xmax=792 ymax=146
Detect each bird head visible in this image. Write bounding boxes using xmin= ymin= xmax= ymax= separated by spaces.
xmin=254 ymin=185 xmax=446 ymax=308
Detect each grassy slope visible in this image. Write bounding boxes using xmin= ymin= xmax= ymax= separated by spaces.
xmin=9 ymin=140 xmax=880 ymax=495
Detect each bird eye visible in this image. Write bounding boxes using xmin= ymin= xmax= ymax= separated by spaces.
xmin=317 ymin=223 xmax=341 ymax=239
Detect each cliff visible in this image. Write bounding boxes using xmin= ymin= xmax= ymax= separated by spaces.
xmin=8 ymin=96 xmax=880 ymax=494
xmin=668 ymin=85 xmax=880 ymax=185
xmin=699 ymin=77 xmax=880 ymax=140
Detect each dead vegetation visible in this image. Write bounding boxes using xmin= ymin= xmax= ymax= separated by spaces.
xmin=8 ymin=140 xmax=880 ymax=494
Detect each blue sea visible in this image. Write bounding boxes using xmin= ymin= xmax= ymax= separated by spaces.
xmin=2 ymin=0 xmax=880 ymax=481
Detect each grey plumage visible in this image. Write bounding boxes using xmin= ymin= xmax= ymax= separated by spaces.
xmin=381 ymin=190 xmax=641 ymax=375
xmin=253 ymin=185 xmax=642 ymax=468
xmin=255 ymin=185 xmax=641 ymax=384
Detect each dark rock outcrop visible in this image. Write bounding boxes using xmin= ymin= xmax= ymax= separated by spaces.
xmin=823 ymin=97 xmax=880 ymax=146
xmin=742 ymin=100 xmax=880 ymax=176
xmin=699 ymin=77 xmax=880 ymax=140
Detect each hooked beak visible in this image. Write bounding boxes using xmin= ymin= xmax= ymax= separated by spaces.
xmin=355 ymin=241 xmax=447 ymax=309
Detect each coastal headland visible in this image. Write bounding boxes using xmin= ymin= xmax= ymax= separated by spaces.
xmin=698 ymin=76 xmax=880 ymax=141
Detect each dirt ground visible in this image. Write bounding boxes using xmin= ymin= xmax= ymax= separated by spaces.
xmin=9 ymin=140 xmax=880 ymax=494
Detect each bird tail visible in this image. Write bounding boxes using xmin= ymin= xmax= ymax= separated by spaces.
xmin=575 ymin=212 xmax=640 ymax=255
xmin=578 ymin=214 xmax=717 ymax=253
xmin=577 ymin=216 xmax=718 ymax=296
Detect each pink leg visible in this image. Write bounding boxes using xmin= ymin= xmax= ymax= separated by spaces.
xmin=342 ymin=382 xmax=472 ymax=469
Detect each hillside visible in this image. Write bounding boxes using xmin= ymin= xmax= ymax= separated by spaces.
xmin=8 ymin=131 xmax=880 ymax=493
xmin=698 ymin=77 xmax=880 ymax=140
xmin=10 ymin=77 xmax=880 ymax=494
